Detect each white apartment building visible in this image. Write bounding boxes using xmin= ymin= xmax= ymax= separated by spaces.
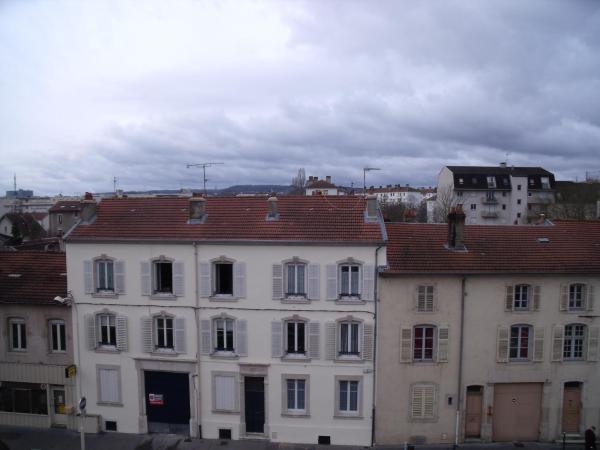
xmin=65 ymin=194 xmax=385 ymax=445
xmin=368 ymin=186 xmax=426 ymax=206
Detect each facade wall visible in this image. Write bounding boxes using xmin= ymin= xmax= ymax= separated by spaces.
xmin=49 ymin=211 xmax=78 ymax=236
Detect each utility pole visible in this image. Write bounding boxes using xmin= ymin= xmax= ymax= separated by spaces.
xmin=363 ymin=167 xmax=381 ymax=196
xmin=186 ymin=162 xmax=224 ymax=195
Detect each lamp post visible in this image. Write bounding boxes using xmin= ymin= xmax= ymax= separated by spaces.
xmin=79 ymin=397 xmax=87 ymax=450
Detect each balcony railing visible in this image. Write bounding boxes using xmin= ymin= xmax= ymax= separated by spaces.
xmin=481 ymin=196 xmax=499 ymax=205
xmin=481 ymin=211 xmax=499 ymax=219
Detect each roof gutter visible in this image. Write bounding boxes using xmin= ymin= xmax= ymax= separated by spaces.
xmin=64 ymin=238 xmax=387 ymax=247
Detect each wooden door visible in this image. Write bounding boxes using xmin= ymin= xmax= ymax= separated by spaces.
xmin=465 ymin=387 xmax=483 ymax=438
xmin=562 ymin=383 xmax=582 ymax=433
xmin=493 ymin=383 xmax=542 ymax=441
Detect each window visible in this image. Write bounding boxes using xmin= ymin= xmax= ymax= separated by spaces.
xmin=456 ymin=191 xmax=463 ymax=197
xmin=0 ymin=382 xmax=47 ymax=415
xmin=286 ymin=263 xmax=306 ymax=296
xmin=339 ymin=321 xmax=360 ymax=356
xmin=286 ymin=321 xmax=306 ymax=355
xmin=513 ymin=284 xmax=530 ymax=310
xmin=286 ymin=379 xmax=306 ymax=411
xmin=541 ymin=176 xmax=550 ymax=189
xmin=529 ymin=177 xmax=535 ymax=187
xmin=517 ymin=184 xmax=522 ymax=190
xmin=517 ymin=213 xmax=521 ymax=218
xmin=410 ymin=384 xmax=436 ymax=419
xmin=96 ymin=259 xmax=114 ymax=292
xmin=153 ymin=261 xmax=173 ymax=294
xmin=214 ymin=318 xmax=234 ymax=352
xmin=471 ymin=177 xmax=477 ymax=185
xmin=97 ymin=366 xmax=121 ymax=404
xmin=155 ymin=316 xmax=174 ymax=349
xmin=49 ymin=319 xmax=66 ymax=352
xmin=569 ymin=284 xmax=585 ymax=310
xmin=509 ymin=325 xmax=531 ymax=360
xmin=58 ymin=214 xmax=63 ymax=224
xmin=470 ymin=204 xmax=476 ymax=210
xmin=502 ymin=178 xmax=509 ymax=186
xmin=502 ymin=204 xmax=506 ymax=210
xmin=486 ymin=191 xmax=495 ymax=201
xmin=340 ymin=264 xmax=360 ymax=297
xmin=564 ymin=324 xmax=586 ymax=360
xmin=413 ymin=325 xmax=435 ymax=361
xmin=9 ymin=318 xmax=26 ymax=351
xmin=338 ymin=380 xmax=359 ymax=413
xmin=487 ymin=176 xmax=496 ymax=188
xmin=517 ymin=199 xmax=522 ymax=205
xmin=213 ymin=373 xmax=237 ymax=412
xmin=458 ymin=178 xmax=464 ymax=185
xmin=214 ymin=262 xmax=233 ymax=295
xmin=97 ymin=314 xmax=116 ymax=347
xmin=417 ymin=285 xmax=434 ymax=312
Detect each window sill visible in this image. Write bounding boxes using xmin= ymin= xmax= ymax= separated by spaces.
xmin=48 ymin=350 xmax=67 ymax=355
xmin=282 ymin=411 xmax=310 ymax=418
xmin=211 ymin=351 xmax=239 ymax=360
xmin=212 ymin=408 xmax=240 ymax=415
xmin=150 ymin=293 xmax=177 ymax=300
xmin=334 ymin=412 xmax=363 ymax=419
xmin=282 ymin=296 xmax=310 ymax=304
xmin=209 ymin=295 xmax=238 ymax=303
xmin=94 ymin=346 xmax=119 ymax=354
xmin=506 ymin=359 xmax=533 ymax=364
xmin=411 ymin=360 xmax=438 ymax=365
xmin=415 ymin=310 xmax=435 ymax=314
xmin=281 ymin=354 xmax=310 ymax=362
xmin=97 ymin=401 xmax=123 ymax=408
xmin=92 ymin=292 xmax=118 ymax=299
xmin=336 ymin=297 xmax=364 ymax=305
xmin=335 ymin=354 xmax=362 ymax=363
xmin=151 ymin=349 xmax=178 ymax=357
xmin=8 ymin=349 xmax=27 ymax=353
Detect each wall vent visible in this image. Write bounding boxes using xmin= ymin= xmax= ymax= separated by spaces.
xmin=318 ymin=436 xmax=331 ymax=445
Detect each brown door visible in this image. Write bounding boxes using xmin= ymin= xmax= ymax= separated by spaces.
xmin=562 ymin=383 xmax=582 ymax=433
xmin=465 ymin=387 xmax=483 ymax=438
xmin=493 ymin=383 xmax=542 ymax=442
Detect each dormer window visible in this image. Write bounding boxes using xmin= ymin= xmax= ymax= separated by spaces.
xmin=458 ymin=178 xmax=464 ymax=185
xmin=471 ymin=177 xmax=477 ymax=184
xmin=487 ymin=176 xmax=496 ymax=188
xmin=529 ymin=177 xmax=535 ymax=187
xmin=541 ymin=176 xmax=550 ymax=189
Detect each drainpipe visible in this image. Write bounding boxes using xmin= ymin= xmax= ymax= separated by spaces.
xmin=455 ymin=276 xmax=466 ymax=447
xmin=194 ymin=242 xmax=201 ymax=438
xmin=371 ymin=244 xmax=384 ymax=447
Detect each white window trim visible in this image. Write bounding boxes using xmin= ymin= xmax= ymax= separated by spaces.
xmin=96 ymin=313 xmax=117 ymax=350
xmin=334 ymin=375 xmax=363 ymax=418
xmin=513 ymin=284 xmax=531 ymax=311
xmin=282 ymin=374 xmax=310 ymax=417
xmin=213 ymin=317 xmax=236 ymax=354
xmin=152 ymin=257 xmax=175 ymax=297
xmin=568 ymin=283 xmax=586 ymax=311
xmin=416 ymin=285 xmax=435 ymax=313
xmin=9 ymin=318 xmax=26 ymax=352
xmin=409 ymin=383 xmax=438 ymax=422
xmin=563 ymin=323 xmax=587 ymax=361
xmin=337 ymin=319 xmax=362 ymax=361
xmin=413 ymin=324 xmax=437 ymax=362
xmin=154 ymin=314 xmax=175 ymax=352
xmin=94 ymin=257 xmax=115 ymax=294
xmin=49 ymin=319 xmax=66 ymax=353
xmin=283 ymin=319 xmax=308 ymax=359
xmin=509 ymin=324 xmax=532 ymax=361
xmin=338 ymin=263 xmax=362 ymax=300
xmin=284 ymin=261 xmax=307 ymax=298
xmin=96 ymin=364 xmax=123 ymax=406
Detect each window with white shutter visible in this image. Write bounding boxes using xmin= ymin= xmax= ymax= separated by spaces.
xmin=212 ymin=372 xmax=238 ymax=413
xmin=416 ymin=285 xmax=435 ymax=312
xmin=97 ymin=366 xmax=121 ymax=405
xmin=410 ymin=384 xmax=436 ymax=419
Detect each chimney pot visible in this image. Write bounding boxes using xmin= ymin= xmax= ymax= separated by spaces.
xmin=189 ymin=197 xmax=206 ymax=220
xmin=267 ymin=196 xmax=279 ymax=220
xmin=447 ymin=205 xmax=466 ymax=250
xmin=326 ymin=176 xmax=331 ymax=183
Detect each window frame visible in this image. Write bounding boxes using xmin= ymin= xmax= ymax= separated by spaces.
xmin=154 ymin=314 xmax=174 ymax=351
xmin=338 ymin=320 xmax=361 ymax=357
xmin=413 ymin=325 xmax=436 ymax=362
xmin=282 ymin=374 xmax=310 ymax=416
xmin=95 ymin=258 xmax=115 ymax=293
xmin=9 ymin=318 xmax=26 ymax=352
xmin=513 ymin=284 xmax=530 ymax=310
xmin=487 ymin=176 xmax=496 ymax=188
xmin=334 ymin=375 xmax=362 ymax=418
xmin=417 ymin=285 xmax=435 ymax=312
xmin=563 ymin=323 xmax=586 ymax=361
xmin=339 ymin=263 xmax=361 ymax=298
xmin=285 ymin=262 xmax=307 ymax=297
xmin=49 ymin=319 xmax=66 ymax=353
xmin=509 ymin=324 xmax=532 ymax=361
xmin=410 ymin=383 xmax=437 ymax=421
xmin=568 ymin=283 xmax=586 ymax=310
xmin=285 ymin=320 xmax=307 ymax=356
xmin=152 ymin=259 xmax=173 ymax=295
xmin=97 ymin=313 xmax=117 ymax=348
xmin=213 ymin=317 xmax=235 ymax=353
xmin=96 ymin=365 xmax=122 ymax=406
xmin=213 ymin=261 xmax=234 ymax=296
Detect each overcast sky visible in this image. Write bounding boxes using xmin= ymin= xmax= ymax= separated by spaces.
xmin=1 ymin=1 xmax=599 ymax=195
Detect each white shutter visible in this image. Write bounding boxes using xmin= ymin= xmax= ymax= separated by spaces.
xmin=326 ymin=264 xmax=338 ymax=300
xmin=272 ymin=264 xmax=283 ymax=300
xmin=505 ymin=285 xmax=514 ymax=311
xmin=411 ymin=385 xmax=424 ymax=418
xmin=532 ymin=285 xmax=541 ymax=311
xmin=559 ymin=284 xmax=569 ymax=311
xmin=141 ymin=317 xmax=153 ymax=353
xmin=233 ymin=262 xmax=246 ymax=298
xmin=199 ymin=262 xmax=211 ymax=297
xmin=215 ymin=375 xmax=236 ymax=411
xmin=86 ymin=314 xmax=96 ymax=350
xmin=173 ymin=262 xmax=185 ymax=297
xmin=400 ymin=326 xmax=413 ymax=363
xmin=362 ymin=265 xmax=374 ymax=301
xmin=307 ymin=264 xmax=320 ymax=300
xmin=552 ymin=325 xmax=564 ymax=362
xmin=587 ymin=285 xmax=595 ymax=311
xmin=437 ymin=325 xmax=449 ymax=363
xmin=116 ymin=316 xmax=128 ymax=352
xmin=174 ymin=318 xmax=186 ymax=353
xmin=362 ymin=323 xmax=374 ymax=361
xmin=533 ymin=327 xmax=544 ymax=362
xmin=423 ymin=385 xmax=435 ymax=418
xmin=200 ymin=319 xmax=212 ymax=355
xmin=588 ymin=326 xmax=599 ymax=362
xmin=308 ymin=321 xmax=320 ymax=359
xmin=114 ymin=261 xmax=125 ymax=294
xmin=236 ymin=319 xmax=248 ymax=357
xmin=141 ymin=262 xmax=151 ymax=296
xmin=325 ymin=321 xmax=337 ymax=360
xmin=271 ymin=321 xmax=283 ymax=358
xmin=496 ymin=326 xmax=509 ymax=362
xmin=411 ymin=385 xmax=435 ymax=419
xmin=99 ymin=368 xmax=120 ymax=403
xmin=415 ymin=286 xmax=422 ymax=311
xmin=84 ymin=260 xmax=94 ymax=294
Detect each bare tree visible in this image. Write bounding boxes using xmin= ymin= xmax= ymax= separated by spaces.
xmin=290 ymin=168 xmax=306 ymax=195
xmin=433 ymin=185 xmax=459 ymax=223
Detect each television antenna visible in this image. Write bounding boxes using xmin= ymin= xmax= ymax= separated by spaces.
xmin=363 ymin=167 xmax=381 ymax=195
xmin=186 ymin=162 xmax=224 ymax=195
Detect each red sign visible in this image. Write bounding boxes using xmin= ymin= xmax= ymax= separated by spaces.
xmin=148 ymin=393 xmax=164 ymax=406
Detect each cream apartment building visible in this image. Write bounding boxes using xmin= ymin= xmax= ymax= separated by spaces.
xmin=376 ymin=212 xmax=599 ymax=444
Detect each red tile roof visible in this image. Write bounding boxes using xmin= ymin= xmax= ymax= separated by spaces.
xmin=67 ymin=196 xmax=384 ymax=243
xmin=0 ymin=251 xmax=67 ymax=305
xmin=385 ymin=220 xmax=600 ymax=274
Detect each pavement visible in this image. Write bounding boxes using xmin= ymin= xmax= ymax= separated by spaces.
xmin=0 ymin=426 xmax=577 ymax=450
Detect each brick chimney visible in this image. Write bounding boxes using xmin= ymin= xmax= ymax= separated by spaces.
xmin=80 ymin=192 xmax=97 ymax=222
xmin=326 ymin=175 xmax=331 ymax=184
xmin=365 ymin=195 xmax=378 ymax=221
xmin=267 ymin=196 xmax=279 ymax=221
xmin=189 ymin=195 xmax=206 ymax=222
xmin=446 ymin=205 xmax=466 ymax=250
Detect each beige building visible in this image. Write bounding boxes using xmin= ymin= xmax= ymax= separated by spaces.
xmin=376 ymin=212 xmax=599 ymax=444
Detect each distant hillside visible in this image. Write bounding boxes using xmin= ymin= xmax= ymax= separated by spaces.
xmin=97 ymin=184 xmax=294 ymax=197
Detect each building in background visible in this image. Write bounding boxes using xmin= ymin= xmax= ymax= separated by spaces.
xmin=305 ymin=176 xmax=344 ymax=196
xmin=48 ymin=201 xmax=83 ymax=237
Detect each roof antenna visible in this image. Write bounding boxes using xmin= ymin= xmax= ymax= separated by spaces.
xmin=186 ymin=162 xmax=224 ymax=195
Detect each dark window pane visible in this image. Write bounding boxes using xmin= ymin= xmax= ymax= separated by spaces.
xmin=215 ymin=263 xmax=233 ymax=295
xmin=155 ymin=262 xmax=173 ymax=293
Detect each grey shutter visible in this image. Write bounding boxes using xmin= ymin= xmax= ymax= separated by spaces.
xmin=308 ymin=321 xmax=320 ymax=359
xmin=116 ymin=316 xmax=128 ymax=352
xmin=559 ymin=284 xmax=568 ymax=311
xmin=307 ymin=264 xmax=320 ymax=300
xmin=437 ymin=325 xmax=449 ymax=363
xmin=588 ymin=326 xmax=599 ymax=361
xmin=173 ymin=262 xmax=185 ymax=297
xmin=271 ymin=321 xmax=283 ymax=358
xmin=533 ymin=327 xmax=544 ymax=362
xmin=174 ymin=318 xmax=186 ymax=353
xmin=236 ymin=319 xmax=248 ymax=357
xmin=326 ymin=264 xmax=338 ymax=300
xmin=532 ymin=285 xmax=541 ymax=311
xmin=325 ymin=321 xmax=337 ymax=360
xmin=86 ymin=314 xmax=96 ymax=350
xmin=199 ymin=262 xmax=211 ymax=298
xmin=505 ymin=285 xmax=514 ymax=311
xmin=400 ymin=326 xmax=413 ymax=362
xmin=200 ymin=319 xmax=212 ymax=355
xmin=431 ymin=285 xmax=438 ymax=312
xmin=233 ymin=262 xmax=246 ymax=298
xmin=84 ymin=260 xmax=94 ymax=294
xmin=115 ymin=260 xmax=125 ymax=294
xmin=272 ymin=264 xmax=283 ymax=300
xmin=587 ymin=285 xmax=595 ymax=311
xmin=362 ymin=323 xmax=374 ymax=361
xmin=496 ymin=326 xmax=509 ymax=362
xmin=141 ymin=262 xmax=151 ymax=296
xmin=362 ymin=264 xmax=374 ymax=301
xmin=414 ymin=286 xmax=422 ymax=311
xmin=141 ymin=317 xmax=153 ymax=353
xmin=552 ymin=325 xmax=564 ymax=362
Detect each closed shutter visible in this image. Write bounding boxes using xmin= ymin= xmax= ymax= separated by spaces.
xmin=559 ymin=284 xmax=569 ymax=311
xmin=437 ymin=325 xmax=449 ymax=363
xmin=415 ymin=286 xmax=423 ymax=311
xmin=400 ymin=326 xmax=413 ymax=363
xmin=173 ymin=262 xmax=185 ymax=297
xmin=215 ymin=375 xmax=236 ymax=411
xmin=362 ymin=265 xmax=374 ymax=301
xmin=236 ymin=319 xmax=248 ymax=357
xmin=308 ymin=321 xmax=320 ymax=359
xmin=411 ymin=385 xmax=435 ymax=419
xmin=141 ymin=262 xmax=151 ymax=296
xmin=98 ymin=368 xmax=120 ymax=403
xmin=496 ymin=326 xmax=509 ymax=362
xmin=86 ymin=314 xmax=96 ymax=350
xmin=116 ymin=316 xmax=128 ymax=352
xmin=326 ymin=264 xmax=338 ymax=300
xmin=325 ymin=321 xmax=337 ymax=360
xmin=307 ymin=264 xmax=320 ymax=300
xmin=587 ymin=285 xmax=595 ymax=311
xmin=199 ymin=262 xmax=211 ymax=297
xmin=272 ymin=264 xmax=283 ymax=300
xmin=411 ymin=386 xmax=424 ymax=418
xmin=84 ymin=260 xmax=94 ymax=294
xmin=233 ymin=262 xmax=246 ymax=298
xmin=551 ymin=325 xmax=564 ymax=362
xmin=505 ymin=285 xmax=514 ymax=311
xmin=174 ymin=318 xmax=186 ymax=353
xmin=114 ymin=261 xmax=125 ymax=294
xmin=271 ymin=321 xmax=283 ymax=358
xmin=532 ymin=285 xmax=541 ymax=311
xmin=199 ymin=319 xmax=212 ymax=355
xmin=141 ymin=317 xmax=153 ymax=353
xmin=362 ymin=323 xmax=374 ymax=361
xmin=533 ymin=327 xmax=544 ymax=362
xmin=588 ymin=326 xmax=599 ymax=361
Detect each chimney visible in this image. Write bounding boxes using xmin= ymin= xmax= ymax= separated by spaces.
xmin=365 ymin=195 xmax=378 ymax=221
xmin=267 ymin=196 xmax=279 ymax=220
xmin=536 ymin=213 xmax=546 ymax=225
xmin=189 ymin=195 xmax=206 ymax=221
xmin=80 ymin=192 xmax=97 ymax=222
xmin=446 ymin=205 xmax=466 ymax=250
xmin=326 ymin=175 xmax=331 ymax=184
xmin=500 ymin=162 xmax=507 ymax=168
